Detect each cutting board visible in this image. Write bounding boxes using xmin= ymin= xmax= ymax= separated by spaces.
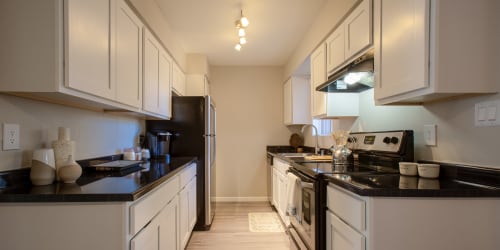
xmin=304 ymin=155 xmax=332 ymax=161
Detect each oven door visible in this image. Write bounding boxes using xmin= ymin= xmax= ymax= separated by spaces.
xmin=289 ymin=169 xmax=316 ymax=250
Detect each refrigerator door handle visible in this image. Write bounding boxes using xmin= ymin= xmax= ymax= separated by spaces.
xmin=212 ymin=135 xmax=216 ymax=166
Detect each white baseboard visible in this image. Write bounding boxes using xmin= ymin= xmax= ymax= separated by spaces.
xmin=214 ymin=196 xmax=270 ymax=202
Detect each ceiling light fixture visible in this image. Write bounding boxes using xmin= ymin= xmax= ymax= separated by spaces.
xmin=238 ymin=28 xmax=246 ymax=37
xmin=234 ymin=9 xmax=249 ymax=51
xmin=239 ymin=37 xmax=247 ymax=45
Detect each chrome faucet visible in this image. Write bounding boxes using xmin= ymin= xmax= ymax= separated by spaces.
xmin=301 ymin=124 xmax=319 ymax=155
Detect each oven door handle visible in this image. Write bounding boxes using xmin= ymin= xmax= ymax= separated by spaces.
xmin=301 ymin=181 xmax=314 ymax=189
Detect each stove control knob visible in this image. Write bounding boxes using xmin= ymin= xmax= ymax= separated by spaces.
xmin=347 ymin=137 xmax=357 ymax=143
xmin=383 ymin=137 xmax=391 ymax=144
xmin=390 ymin=137 xmax=399 ymax=144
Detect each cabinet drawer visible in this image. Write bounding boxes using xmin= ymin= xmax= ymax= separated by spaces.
xmin=180 ymin=163 xmax=196 ymax=188
xmin=327 ymin=184 xmax=365 ymax=231
xmin=130 ymin=175 xmax=179 ymax=235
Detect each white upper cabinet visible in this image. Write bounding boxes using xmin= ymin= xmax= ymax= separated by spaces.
xmin=325 ymin=28 xmax=345 ymax=74
xmin=0 ymin=0 xmax=175 ymax=119
xmin=113 ymin=0 xmax=143 ymax=108
xmin=65 ymin=0 xmax=113 ymax=99
xmin=172 ymin=63 xmax=186 ymax=96
xmin=326 ymin=0 xmax=373 ymax=74
xmin=310 ymin=44 xmax=327 ymax=117
xmin=344 ymin=0 xmax=372 ymax=60
xmin=374 ymin=0 xmax=498 ymax=105
xmin=284 ymin=77 xmax=311 ymax=125
xmin=143 ymin=28 xmax=172 ymax=119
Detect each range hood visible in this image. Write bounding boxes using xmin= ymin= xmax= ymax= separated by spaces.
xmin=316 ymin=49 xmax=374 ymax=93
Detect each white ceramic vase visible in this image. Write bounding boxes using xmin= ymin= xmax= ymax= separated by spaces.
xmin=30 ymin=148 xmax=56 ymax=186
xmin=57 ymin=155 xmax=82 ymax=183
xmin=52 ymin=127 xmax=75 ymax=181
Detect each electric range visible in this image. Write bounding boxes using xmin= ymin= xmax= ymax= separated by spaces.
xmin=287 ymin=130 xmax=414 ymax=250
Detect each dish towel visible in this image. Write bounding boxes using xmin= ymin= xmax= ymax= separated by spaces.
xmin=286 ymin=172 xmax=302 ymax=220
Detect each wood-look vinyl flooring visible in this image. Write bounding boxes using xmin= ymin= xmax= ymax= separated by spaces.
xmin=186 ymin=202 xmax=290 ymax=250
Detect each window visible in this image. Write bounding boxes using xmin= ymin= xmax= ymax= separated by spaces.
xmin=312 ymin=119 xmax=333 ymax=136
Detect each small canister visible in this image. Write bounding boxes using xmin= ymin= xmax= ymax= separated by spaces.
xmin=123 ymin=148 xmax=136 ymax=161
xmin=141 ymin=149 xmax=151 ymax=161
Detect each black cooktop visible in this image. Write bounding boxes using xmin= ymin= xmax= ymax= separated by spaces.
xmin=292 ymin=161 xmax=400 ymax=177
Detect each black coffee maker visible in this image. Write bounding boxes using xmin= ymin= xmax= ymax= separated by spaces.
xmin=146 ymin=131 xmax=172 ymax=159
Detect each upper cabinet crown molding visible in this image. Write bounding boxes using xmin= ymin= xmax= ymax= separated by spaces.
xmin=374 ymin=0 xmax=499 ymax=105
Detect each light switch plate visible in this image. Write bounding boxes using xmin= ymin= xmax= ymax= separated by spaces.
xmin=3 ymin=123 xmax=20 ymax=150
xmin=424 ymin=124 xmax=437 ymax=146
xmin=475 ymin=100 xmax=500 ymax=127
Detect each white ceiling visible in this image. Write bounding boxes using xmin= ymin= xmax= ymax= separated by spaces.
xmin=154 ymin=0 xmax=327 ymax=66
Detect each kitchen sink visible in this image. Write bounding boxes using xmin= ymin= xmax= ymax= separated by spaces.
xmin=278 ymin=153 xmax=314 ymax=157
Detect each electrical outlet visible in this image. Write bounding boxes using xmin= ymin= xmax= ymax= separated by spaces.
xmin=3 ymin=123 xmax=20 ymax=150
xmin=424 ymin=124 xmax=437 ymax=146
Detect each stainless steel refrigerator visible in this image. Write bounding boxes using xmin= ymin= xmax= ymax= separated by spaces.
xmin=146 ymin=96 xmax=216 ymax=230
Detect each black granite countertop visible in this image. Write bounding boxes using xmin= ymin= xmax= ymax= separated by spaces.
xmin=0 ymin=157 xmax=197 ymax=202
xmin=268 ymin=147 xmax=500 ymax=197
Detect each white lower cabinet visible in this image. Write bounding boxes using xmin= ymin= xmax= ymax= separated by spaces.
xmin=131 ymin=196 xmax=179 ymax=250
xmin=160 ymin=196 xmax=180 ymax=250
xmin=179 ymin=163 xmax=197 ymax=249
xmin=0 ymin=163 xmax=197 ymax=250
xmin=326 ymin=184 xmax=500 ymax=250
xmin=326 ymin=210 xmax=365 ymax=250
xmin=271 ymin=158 xmax=290 ymax=225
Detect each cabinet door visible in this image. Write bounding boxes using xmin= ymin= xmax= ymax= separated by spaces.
xmin=179 ymin=186 xmax=189 ymax=249
xmin=143 ymin=29 xmax=171 ymax=118
xmin=278 ymin=173 xmax=288 ymax=219
xmin=131 ymin=215 xmax=160 ymax=250
xmin=158 ymin=49 xmax=172 ymax=118
xmin=272 ymin=168 xmax=279 ymax=208
xmin=188 ymin=177 xmax=197 ymax=231
xmin=159 ymin=196 xmax=179 ymax=250
xmin=310 ymin=44 xmax=327 ymax=117
xmin=344 ymin=0 xmax=372 ymax=59
xmin=326 ymin=211 xmax=365 ymax=250
xmin=113 ymin=0 xmax=143 ymax=108
xmin=326 ymin=27 xmax=345 ymax=73
xmin=143 ymin=29 xmax=160 ymax=114
xmin=374 ymin=0 xmax=430 ymax=100
xmin=283 ymin=78 xmax=292 ymax=124
xmin=65 ymin=0 xmax=113 ymax=99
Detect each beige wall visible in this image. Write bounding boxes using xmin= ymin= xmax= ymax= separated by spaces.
xmin=210 ymin=66 xmax=289 ymax=201
xmin=0 ymin=94 xmax=143 ymax=171
xmin=128 ymin=0 xmax=186 ymax=70
xmin=303 ymin=90 xmax=500 ymax=169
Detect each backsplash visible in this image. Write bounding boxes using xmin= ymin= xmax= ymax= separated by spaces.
xmin=302 ymin=89 xmax=500 ymax=169
xmin=0 ymin=94 xmax=144 ymax=171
